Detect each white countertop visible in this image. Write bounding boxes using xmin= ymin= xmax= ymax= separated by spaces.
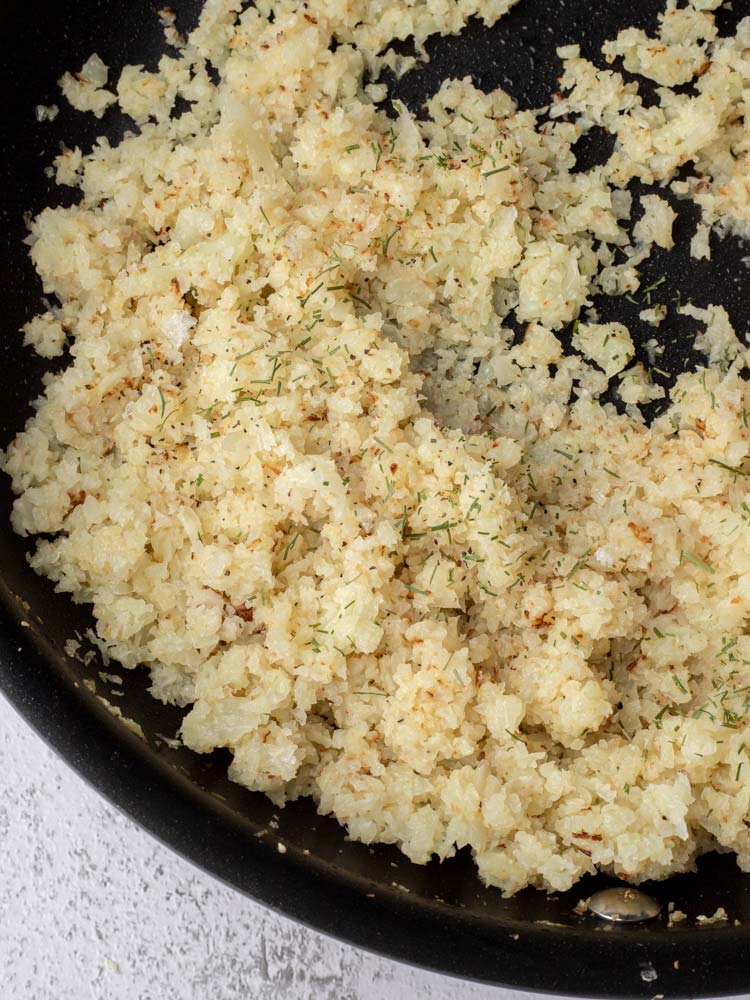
xmin=0 ymin=692 xmax=544 ymax=1000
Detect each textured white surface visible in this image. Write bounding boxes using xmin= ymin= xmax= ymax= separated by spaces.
xmin=0 ymin=692 xmax=537 ymax=1000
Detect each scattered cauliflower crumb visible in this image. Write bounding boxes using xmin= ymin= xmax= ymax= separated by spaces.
xmin=696 ymin=907 xmax=729 ymax=925
xmin=158 ymin=6 xmax=186 ymax=49
xmin=59 ymin=54 xmax=116 ymax=118
xmin=691 ymin=223 xmax=712 ymax=260
xmin=64 ymin=638 xmax=81 ymax=659
xmin=96 ymin=698 xmax=146 ymax=740
xmin=633 ymin=195 xmax=677 ymax=250
xmin=34 ymin=104 xmax=59 ymax=123
xmin=640 ymin=305 xmax=668 ymax=327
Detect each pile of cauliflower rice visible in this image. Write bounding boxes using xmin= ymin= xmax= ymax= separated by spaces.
xmin=6 ymin=0 xmax=750 ymax=894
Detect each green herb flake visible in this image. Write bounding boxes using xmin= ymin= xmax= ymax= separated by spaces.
xmin=567 ymin=548 xmax=592 ymax=578
xmin=283 ymin=532 xmax=300 ymax=561
xmin=642 ymin=275 xmax=666 ymax=296
xmin=654 ymin=705 xmax=670 ymax=727
xmin=483 ymin=165 xmax=511 ymax=178
xmin=299 ymin=282 xmax=323 ymax=308
xmin=709 ymin=458 xmax=750 ymax=478
xmin=672 ymin=675 xmax=688 ymax=695
xmin=680 ymin=549 xmax=715 ymax=574
xmin=382 ymin=228 xmax=399 ymax=256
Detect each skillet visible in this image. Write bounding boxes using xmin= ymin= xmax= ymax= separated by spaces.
xmin=1 ymin=1 xmax=750 ymax=995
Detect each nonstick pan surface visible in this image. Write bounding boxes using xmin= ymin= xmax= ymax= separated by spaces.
xmin=2 ymin=1 xmax=750 ymax=996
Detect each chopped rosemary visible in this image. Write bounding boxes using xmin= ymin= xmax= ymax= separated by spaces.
xmin=382 ymin=228 xmax=399 ymax=256
xmin=567 ymin=548 xmax=592 ymax=578
xmin=642 ymin=275 xmax=666 ymax=295
xmin=672 ymin=675 xmax=688 ymax=695
xmin=654 ymin=705 xmax=671 ymax=727
xmin=299 ymin=281 xmax=323 ymax=307
xmin=680 ymin=550 xmax=715 ymax=574
xmin=709 ymin=459 xmax=750 ymax=477
xmin=482 ymin=165 xmax=511 ymax=178
xmin=283 ymin=533 xmax=300 ymax=560
xmin=157 ymin=386 xmax=167 ymax=419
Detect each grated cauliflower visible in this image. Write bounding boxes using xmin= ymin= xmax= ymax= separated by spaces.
xmin=5 ymin=0 xmax=750 ymax=895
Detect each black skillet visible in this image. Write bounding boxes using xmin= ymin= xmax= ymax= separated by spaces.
xmin=2 ymin=1 xmax=750 ymax=995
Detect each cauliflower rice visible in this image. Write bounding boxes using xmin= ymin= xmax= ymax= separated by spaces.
xmin=5 ymin=0 xmax=750 ymax=895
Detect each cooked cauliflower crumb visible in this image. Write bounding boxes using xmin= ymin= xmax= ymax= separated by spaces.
xmin=22 ymin=312 xmax=67 ymax=359
xmin=691 ymin=223 xmax=712 ymax=260
xmin=34 ymin=104 xmax=59 ymax=123
xmin=679 ymin=303 xmax=745 ymax=367
xmin=603 ymin=1 xmax=716 ymax=89
xmin=573 ymin=321 xmax=635 ymax=377
xmin=634 ymin=195 xmax=677 ymax=250
xmin=640 ymin=305 xmax=668 ymax=327
xmin=59 ymin=54 xmax=116 ymax=118
xmin=6 ymin=0 xmax=750 ymax=897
